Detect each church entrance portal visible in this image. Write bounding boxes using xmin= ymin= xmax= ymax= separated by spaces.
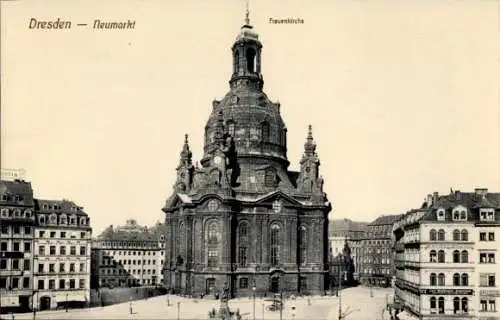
xmin=270 ymin=277 xmax=280 ymax=293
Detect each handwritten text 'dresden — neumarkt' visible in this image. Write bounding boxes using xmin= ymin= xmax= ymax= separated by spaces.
xmin=28 ymin=18 xmax=136 ymax=30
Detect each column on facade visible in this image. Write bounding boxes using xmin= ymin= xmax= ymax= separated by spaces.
xmin=262 ymin=216 xmax=268 ymax=264
xmin=290 ymin=217 xmax=297 ymax=265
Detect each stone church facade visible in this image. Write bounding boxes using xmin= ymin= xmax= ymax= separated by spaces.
xmin=162 ymin=18 xmax=332 ymax=297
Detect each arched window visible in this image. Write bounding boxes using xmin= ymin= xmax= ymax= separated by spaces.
xmin=227 ymin=120 xmax=235 ymax=137
xmin=270 ymin=224 xmax=281 ymax=266
xmin=264 ymin=169 xmax=276 ymax=187
xmin=246 ymin=48 xmax=256 ymax=72
xmin=430 ymin=273 xmax=437 ymax=286
xmin=461 ymin=273 xmax=468 ymax=286
xmin=453 ymin=273 xmax=460 ymax=286
xmin=233 ymin=49 xmax=239 ymax=73
xmin=438 ymin=273 xmax=445 ymax=286
xmin=453 ymin=229 xmax=460 ymax=241
xmin=453 ymin=297 xmax=460 ymax=314
xmin=207 ymin=221 xmax=219 ymax=268
xmin=430 ymin=229 xmax=437 ymax=241
xmin=298 ymin=225 xmax=307 ymax=265
xmin=453 ymin=250 xmax=460 ymax=263
xmin=461 ymin=297 xmax=468 ymax=313
xmin=430 ymin=297 xmax=436 ymax=309
xmin=238 ymin=222 xmax=248 ymax=267
xmin=261 ymin=122 xmax=270 ymax=142
xmin=430 ymin=250 xmax=437 ymax=263
xmin=460 ymin=210 xmax=467 ymax=220
xmin=438 ymin=250 xmax=445 ymax=263
xmin=461 ymin=250 xmax=468 ymax=263
xmin=461 ymin=229 xmax=468 ymax=241
xmin=438 ymin=297 xmax=445 ymax=314
xmin=438 ymin=229 xmax=445 ymax=241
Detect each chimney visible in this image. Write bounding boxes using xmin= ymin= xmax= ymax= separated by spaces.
xmin=426 ymin=194 xmax=433 ymax=207
xmin=475 ymin=188 xmax=488 ymax=197
xmin=455 ymin=190 xmax=461 ymax=200
xmin=432 ymin=192 xmax=439 ymax=204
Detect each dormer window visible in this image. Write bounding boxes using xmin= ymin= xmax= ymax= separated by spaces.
xmin=1 ymin=208 xmax=8 ymax=217
xmin=39 ymin=215 xmax=46 ymax=224
xmin=1 ymin=194 xmax=7 ymax=201
xmin=49 ymin=214 xmax=57 ymax=224
xmin=480 ymin=209 xmax=495 ymax=221
xmin=60 ymin=214 xmax=67 ymax=225
xmin=43 ymin=204 xmax=48 ymax=210
xmin=437 ymin=209 xmax=445 ymax=221
xmin=25 ymin=209 xmax=32 ymax=218
xmin=452 ymin=206 xmax=467 ymax=221
xmin=80 ymin=217 xmax=86 ymax=225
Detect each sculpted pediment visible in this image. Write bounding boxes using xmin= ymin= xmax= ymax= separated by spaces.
xmin=254 ymin=190 xmax=302 ymax=207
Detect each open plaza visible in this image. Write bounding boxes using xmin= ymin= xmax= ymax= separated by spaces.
xmin=5 ymin=287 xmax=397 ymax=320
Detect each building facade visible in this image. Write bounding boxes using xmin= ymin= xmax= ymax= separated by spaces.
xmin=0 ymin=180 xmax=36 ymax=313
xmin=394 ymin=189 xmax=500 ymax=320
xmin=329 ymin=219 xmax=367 ymax=281
xmin=90 ymin=220 xmax=165 ymax=289
xmin=162 ymin=18 xmax=331 ymax=297
xmin=358 ymin=214 xmax=401 ymax=287
xmin=0 ymin=179 xmax=92 ymax=313
xmin=32 ymin=199 xmax=92 ymax=310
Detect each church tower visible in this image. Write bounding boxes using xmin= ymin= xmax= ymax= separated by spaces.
xmin=162 ymin=3 xmax=332 ymax=297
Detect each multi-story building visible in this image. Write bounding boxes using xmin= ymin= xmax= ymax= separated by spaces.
xmin=0 ymin=180 xmax=36 ymax=313
xmin=162 ymin=15 xmax=331 ymax=297
xmin=358 ymin=214 xmax=401 ymax=287
xmin=1 ymin=179 xmax=92 ymax=313
xmin=32 ymin=199 xmax=92 ymax=310
xmin=393 ymin=189 xmax=500 ymax=320
xmin=328 ymin=219 xmax=367 ymax=281
xmin=91 ymin=220 xmax=165 ymax=289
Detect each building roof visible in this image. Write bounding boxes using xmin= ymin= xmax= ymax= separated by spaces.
xmin=369 ymin=214 xmax=403 ymax=226
xmin=329 ymin=218 xmax=368 ymax=237
xmin=0 ymin=179 xmax=35 ymax=206
xmin=97 ymin=220 xmax=165 ymax=242
xmin=34 ymin=198 xmax=87 ymax=215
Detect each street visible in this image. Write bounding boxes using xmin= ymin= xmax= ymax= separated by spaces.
xmin=6 ymin=286 xmax=395 ymax=320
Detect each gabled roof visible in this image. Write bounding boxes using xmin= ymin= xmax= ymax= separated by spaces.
xmin=369 ymin=214 xmax=403 ymax=226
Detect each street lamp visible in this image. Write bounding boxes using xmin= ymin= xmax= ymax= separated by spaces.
xmin=177 ymin=301 xmax=180 ymax=320
xmin=65 ymin=293 xmax=68 ymax=312
xmin=252 ymin=284 xmax=256 ymax=320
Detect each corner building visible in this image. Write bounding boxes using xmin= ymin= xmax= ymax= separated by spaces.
xmin=162 ymin=20 xmax=332 ymax=297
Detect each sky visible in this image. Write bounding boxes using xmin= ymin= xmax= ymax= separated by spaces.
xmin=1 ymin=0 xmax=499 ymax=235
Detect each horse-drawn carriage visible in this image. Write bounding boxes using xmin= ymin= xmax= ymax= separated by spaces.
xmin=264 ymin=297 xmax=283 ymax=312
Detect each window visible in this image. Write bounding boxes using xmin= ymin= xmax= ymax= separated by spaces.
xmin=238 ymin=222 xmax=248 ymax=267
xmin=453 ymin=297 xmax=460 ymax=314
xmin=462 ymin=297 xmax=468 ymax=313
xmin=0 ymin=260 xmax=6 ymax=270
xmin=461 ymin=250 xmax=468 ymax=263
xmin=461 ymin=273 xmax=468 ymax=286
xmin=70 ymin=246 xmax=76 ymax=255
xmin=49 ymin=263 xmax=55 ymax=273
xmin=453 ymin=229 xmax=460 ymax=241
xmin=438 ymin=229 xmax=445 ymax=241
xmin=24 ymin=242 xmax=31 ymax=253
xmin=207 ymin=221 xmax=219 ymax=268
xmin=480 ymin=232 xmax=487 ymax=241
xmin=480 ymin=209 xmax=495 ymax=221
xmin=453 ymin=273 xmax=460 ymax=286
xmin=429 ymin=273 xmax=437 ymax=286
xmin=70 ymin=263 xmax=75 ymax=272
xmin=38 ymin=279 xmax=44 ymax=290
xmin=1 ymin=225 xmax=8 ymax=234
xmin=38 ymin=263 xmax=44 ymax=273
xmin=461 ymin=230 xmax=468 ymax=241
xmin=59 ymin=279 xmax=65 ymax=289
xmin=430 ymin=229 xmax=439 ymax=242
xmin=489 ymin=232 xmax=495 ymax=241
xmin=438 ymin=297 xmax=445 ymax=314
xmin=438 ymin=273 xmax=445 ymax=286
xmin=12 ymin=278 xmax=19 ymax=289
xmin=79 ymin=279 xmax=85 ymax=289
xmin=60 ymin=246 xmax=66 ymax=255
xmin=488 ymin=253 xmax=495 ymax=263
xmin=39 ymin=231 xmax=45 ymax=238
xmin=270 ymin=224 xmax=281 ymax=266
xmin=60 ymin=232 xmax=66 ymax=238
xmin=23 ymin=259 xmax=30 ymax=271
xmin=69 ymin=279 xmax=75 ymax=289
xmin=261 ymin=122 xmax=270 ymax=142
xmin=80 ymin=246 xmax=86 ymax=256
xmin=480 ymin=273 xmax=496 ymax=287
xmin=13 ymin=242 xmax=20 ymax=251
xmin=23 ymin=277 xmax=30 ymax=289
xmin=12 ymin=259 xmax=19 ymax=270
xmin=437 ymin=209 xmax=445 ymax=220
xmin=60 ymin=263 xmax=65 ymax=272
xmin=49 ymin=280 xmax=55 ymax=289
xmin=80 ymin=232 xmax=86 ymax=239
xmin=430 ymin=297 xmax=436 ymax=309
xmin=438 ymin=250 xmax=445 ymax=263
xmin=39 ymin=245 xmax=45 ymax=256
xmin=50 ymin=231 xmax=56 ymax=238
xmin=13 ymin=226 xmax=20 ymax=234
xmin=24 ymin=226 xmax=31 ymax=235
xmin=50 ymin=246 xmax=56 ymax=255
xmin=0 ymin=242 xmax=6 ymax=251
xmin=453 ymin=250 xmax=460 ymax=263
xmin=239 ymin=277 xmax=248 ymax=289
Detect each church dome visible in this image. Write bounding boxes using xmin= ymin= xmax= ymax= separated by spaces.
xmin=201 ymin=23 xmax=288 ymax=167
